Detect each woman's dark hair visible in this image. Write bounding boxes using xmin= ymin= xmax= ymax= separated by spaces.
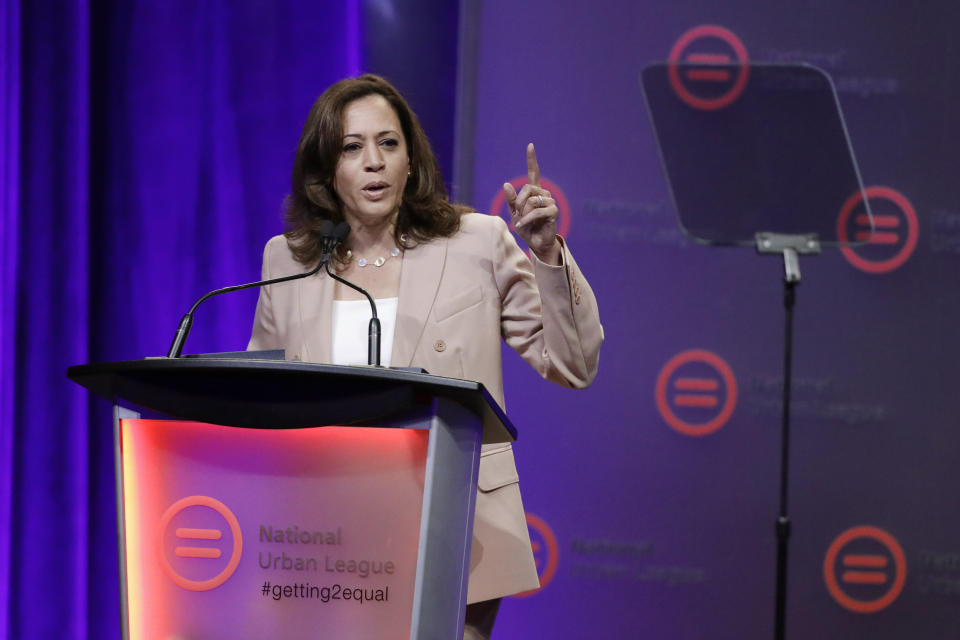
xmin=284 ymin=74 xmax=466 ymax=266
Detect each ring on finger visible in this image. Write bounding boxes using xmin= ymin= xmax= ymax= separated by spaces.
xmin=537 ymin=195 xmax=545 ymax=207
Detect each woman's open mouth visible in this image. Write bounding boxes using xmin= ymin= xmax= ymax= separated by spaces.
xmin=363 ymin=182 xmax=389 ymax=199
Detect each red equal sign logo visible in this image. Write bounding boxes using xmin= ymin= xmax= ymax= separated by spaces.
xmin=159 ymin=495 xmax=244 ymax=591
xmin=841 ymin=553 xmax=889 ymax=585
xmin=667 ymin=25 xmax=750 ymax=111
xmin=672 ymin=376 xmax=720 ymax=409
xmin=175 ymin=527 xmax=223 ymax=559
xmin=837 ymin=186 xmax=919 ymax=274
xmin=823 ymin=525 xmax=907 ymax=613
xmin=684 ymin=53 xmax=734 ymax=83
xmin=655 ymin=349 xmax=737 ymax=437
xmin=854 ymin=213 xmax=899 ymax=245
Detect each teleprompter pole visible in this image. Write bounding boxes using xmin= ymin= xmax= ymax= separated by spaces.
xmin=755 ymin=232 xmax=820 ymax=640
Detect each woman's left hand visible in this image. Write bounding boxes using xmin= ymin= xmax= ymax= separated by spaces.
xmin=503 ymin=143 xmax=562 ymax=265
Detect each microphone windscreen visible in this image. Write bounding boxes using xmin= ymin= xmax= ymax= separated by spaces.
xmin=334 ymin=222 xmax=351 ymax=243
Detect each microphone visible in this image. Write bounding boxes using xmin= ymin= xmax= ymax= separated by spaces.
xmin=323 ymin=254 xmax=383 ymax=367
xmin=166 ymin=220 xmax=348 ymax=358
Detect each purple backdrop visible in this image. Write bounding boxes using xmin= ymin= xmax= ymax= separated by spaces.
xmin=4 ymin=0 xmax=960 ymax=638
xmin=459 ymin=2 xmax=960 ymax=639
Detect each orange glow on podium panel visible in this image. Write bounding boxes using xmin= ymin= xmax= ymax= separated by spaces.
xmin=120 ymin=419 xmax=429 ymax=639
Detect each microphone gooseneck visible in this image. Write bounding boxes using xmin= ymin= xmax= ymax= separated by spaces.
xmin=320 ymin=221 xmax=383 ymax=367
xmin=165 ymin=220 xmax=347 ymax=358
xmin=323 ymin=261 xmax=382 ymax=367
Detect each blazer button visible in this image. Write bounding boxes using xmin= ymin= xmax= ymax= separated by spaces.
xmin=434 ymin=340 xmax=446 ymax=352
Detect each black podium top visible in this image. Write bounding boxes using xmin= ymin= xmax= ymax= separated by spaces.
xmin=67 ymin=359 xmax=516 ymax=444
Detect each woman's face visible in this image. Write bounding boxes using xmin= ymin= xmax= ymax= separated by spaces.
xmin=332 ymin=94 xmax=409 ymax=228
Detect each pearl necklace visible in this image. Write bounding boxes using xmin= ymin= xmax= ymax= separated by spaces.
xmin=346 ymin=234 xmax=406 ymax=268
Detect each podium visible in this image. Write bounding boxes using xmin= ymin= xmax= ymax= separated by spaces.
xmin=68 ymin=358 xmax=516 ymax=640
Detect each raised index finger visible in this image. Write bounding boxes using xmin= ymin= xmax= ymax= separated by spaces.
xmin=526 ymin=142 xmax=540 ymax=187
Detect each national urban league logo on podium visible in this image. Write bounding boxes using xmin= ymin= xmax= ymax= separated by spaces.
xmin=823 ymin=525 xmax=907 ymax=613
xmin=159 ymin=495 xmax=244 ymax=591
xmin=667 ymin=24 xmax=750 ymax=111
xmin=512 ymin=513 xmax=559 ymax=598
xmin=655 ymin=349 xmax=738 ymax=437
xmin=837 ymin=186 xmax=919 ymax=274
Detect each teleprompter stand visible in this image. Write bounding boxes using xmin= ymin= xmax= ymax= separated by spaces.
xmin=642 ymin=63 xmax=872 ymax=640
xmin=755 ymin=232 xmax=820 ymax=640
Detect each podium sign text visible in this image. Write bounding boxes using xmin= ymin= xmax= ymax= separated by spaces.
xmin=119 ymin=418 xmax=428 ymax=639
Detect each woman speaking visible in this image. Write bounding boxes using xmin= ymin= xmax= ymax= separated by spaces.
xmin=248 ymin=74 xmax=602 ymax=639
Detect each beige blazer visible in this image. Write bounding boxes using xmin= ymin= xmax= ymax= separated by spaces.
xmin=248 ymin=212 xmax=603 ymax=602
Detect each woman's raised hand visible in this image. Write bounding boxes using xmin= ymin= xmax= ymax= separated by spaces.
xmin=503 ymin=143 xmax=562 ymax=265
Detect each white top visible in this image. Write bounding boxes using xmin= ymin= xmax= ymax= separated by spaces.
xmin=331 ymin=297 xmax=399 ymax=367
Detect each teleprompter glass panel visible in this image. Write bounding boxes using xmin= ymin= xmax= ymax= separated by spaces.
xmin=641 ymin=63 xmax=872 ymax=246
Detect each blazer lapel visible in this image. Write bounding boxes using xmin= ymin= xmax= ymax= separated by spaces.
xmin=392 ymin=237 xmax=447 ymax=367
xmin=298 ymin=268 xmax=335 ymax=363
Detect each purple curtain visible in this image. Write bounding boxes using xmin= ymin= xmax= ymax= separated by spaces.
xmin=3 ymin=1 xmax=93 ymax=636
xmin=2 ymin=0 xmax=369 ymax=635
xmin=1 ymin=2 xmax=22 ymax=635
